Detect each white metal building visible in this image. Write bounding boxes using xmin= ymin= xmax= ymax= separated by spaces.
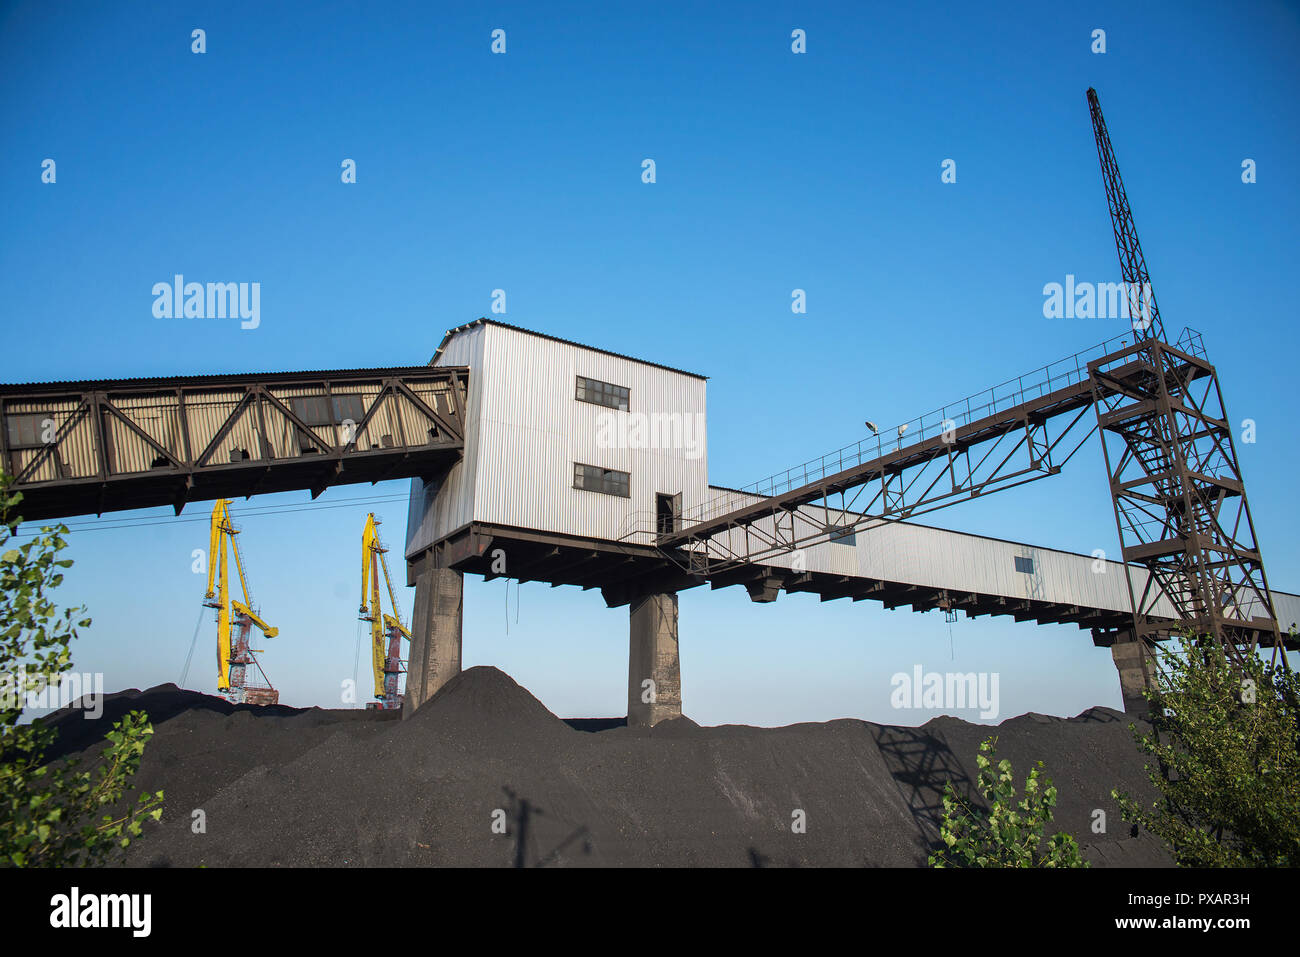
xmin=406 ymin=319 xmax=710 ymax=557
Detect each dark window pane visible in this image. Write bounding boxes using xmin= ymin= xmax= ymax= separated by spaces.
xmin=293 ymin=394 xmax=368 ymax=427
xmin=576 ymin=375 xmax=631 ymax=412
xmin=6 ymin=414 xmax=46 ymax=449
xmin=292 ymin=397 xmax=323 ymax=426
xmin=573 ymin=462 xmax=629 ymax=498
xmin=829 ymin=526 xmax=856 ymax=546
xmin=333 ymin=394 xmax=365 ymax=424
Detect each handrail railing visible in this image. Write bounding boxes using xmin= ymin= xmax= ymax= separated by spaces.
xmin=678 ymin=329 xmax=1158 ymax=530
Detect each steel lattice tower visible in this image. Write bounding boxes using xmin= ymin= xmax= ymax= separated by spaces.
xmin=1084 ymin=88 xmax=1283 ymax=665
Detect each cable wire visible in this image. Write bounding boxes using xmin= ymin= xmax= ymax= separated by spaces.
xmin=10 ymin=490 xmax=411 ymax=537
xmin=27 ymin=507 xmax=374 ymax=536
xmin=179 ymin=604 xmax=207 ymax=689
xmin=353 ymin=619 xmax=364 ymax=707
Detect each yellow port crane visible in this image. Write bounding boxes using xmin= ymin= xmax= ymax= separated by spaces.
xmin=360 ymin=513 xmax=410 ymax=710
xmin=204 ymin=498 xmax=281 ymax=705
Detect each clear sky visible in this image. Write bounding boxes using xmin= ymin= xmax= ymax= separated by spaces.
xmin=2 ymin=0 xmax=1297 ymax=726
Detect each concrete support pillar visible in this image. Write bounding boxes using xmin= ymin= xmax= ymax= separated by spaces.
xmin=627 ymin=592 xmax=681 ymax=727
xmin=1111 ymin=632 xmax=1156 ymax=714
xmin=402 ymin=560 xmax=463 ymax=719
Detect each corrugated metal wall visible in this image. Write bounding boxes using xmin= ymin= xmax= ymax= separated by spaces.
xmin=406 ymin=323 xmax=709 ymax=557
xmin=474 ymin=323 xmax=708 ymax=539
xmin=4 ymin=398 xmax=93 ymax=481
xmin=406 ymin=324 xmax=486 ymax=556
xmin=702 ymin=485 xmax=1179 ymax=616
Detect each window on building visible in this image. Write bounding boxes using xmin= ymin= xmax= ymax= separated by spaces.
xmin=5 ymin=413 xmax=50 ymax=449
xmin=290 ymin=394 xmax=367 ymax=455
xmin=828 ymin=525 xmax=856 ymax=546
xmin=290 ymin=394 xmax=365 ymax=427
xmin=574 ymin=462 xmax=630 ymax=498
xmin=575 ymin=375 xmax=629 ymax=412
xmin=333 ymin=394 xmax=365 ymax=424
xmin=1014 ymin=556 xmax=1035 ymax=575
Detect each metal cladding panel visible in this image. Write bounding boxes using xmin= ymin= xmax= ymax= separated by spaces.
xmin=191 ymin=390 xmax=262 ymax=462
xmin=405 ymin=324 xmax=485 ymax=558
xmin=4 ymin=399 xmax=86 ymax=481
xmin=1274 ymin=592 xmax=1300 ymax=633
xmin=702 ymin=486 xmax=1171 ymax=615
xmin=469 ymin=324 xmax=708 ymax=541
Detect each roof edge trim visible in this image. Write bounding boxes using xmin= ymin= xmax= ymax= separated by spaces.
xmin=430 ymin=318 xmax=709 ymax=380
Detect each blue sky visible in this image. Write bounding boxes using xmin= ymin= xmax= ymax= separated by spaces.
xmin=2 ymin=0 xmax=1297 ymax=725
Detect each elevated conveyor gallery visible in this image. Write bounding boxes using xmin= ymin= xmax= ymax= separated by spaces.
xmin=402 ymin=321 xmax=1297 ymax=724
xmin=1 ymin=366 xmax=468 ymax=521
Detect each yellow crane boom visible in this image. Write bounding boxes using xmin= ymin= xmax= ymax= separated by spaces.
xmin=232 ymin=600 xmax=279 ymax=639
xmin=205 ymin=499 xmax=278 ymax=698
xmin=361 ymin=513 xmax=409 ymax=707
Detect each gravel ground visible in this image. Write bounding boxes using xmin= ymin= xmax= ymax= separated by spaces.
xmin=40 ymin=666 xmax=1170 ymax=867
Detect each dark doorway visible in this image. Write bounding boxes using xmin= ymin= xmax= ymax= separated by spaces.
xmin=656 ymin=492 xmax=680 ymax=535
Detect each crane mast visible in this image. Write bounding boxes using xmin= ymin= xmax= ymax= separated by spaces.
xmin=204 ymin=498 xmax=281 ymax=704
xmin=360 ymin=513 xmax=410 ymax=710
xmin=1083 ymin=88 xmax=1282 ymax=665
xmin=1086 ymin=88 xmax=1164 ymax=341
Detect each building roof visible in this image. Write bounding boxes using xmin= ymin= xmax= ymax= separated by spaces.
xmin=0 ymin=365 xmax=464 ymax=395
xmin=430 ymin=318 xmax=708 ymax=381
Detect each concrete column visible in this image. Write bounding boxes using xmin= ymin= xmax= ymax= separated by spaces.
xmin=628 ymin=592 xmax=681 ymax=727
xmin=1111 ymin=632 xmax=1156 ymax=714
xmin=402 ymin=561 xmax=463 ymax=719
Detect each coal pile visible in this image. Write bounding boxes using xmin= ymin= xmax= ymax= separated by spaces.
xmin=42 ymin=667 xmax=1170 ymax=867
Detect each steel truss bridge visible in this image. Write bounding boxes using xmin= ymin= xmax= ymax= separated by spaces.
xmin=1 ymin=366 xmax=468 ymax=522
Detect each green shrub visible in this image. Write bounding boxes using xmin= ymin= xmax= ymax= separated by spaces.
xmin=930 ymin=735 xmax=1088 ymax=868
xmin=0 ymin=474 xmax=162 ymax=866
xmin=1113 ymin=634 xmax=1300 ymax=867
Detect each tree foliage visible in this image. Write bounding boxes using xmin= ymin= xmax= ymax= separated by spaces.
xmin=1113 ymin=634 xmax=1300 ymax=867
xmin=0 ymin=474 xmax=163 ymax=866
xmin=930 ymin=735 xmax=1088 ymax=868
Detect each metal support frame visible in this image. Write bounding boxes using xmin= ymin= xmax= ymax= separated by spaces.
xmin=1089 ymin=334 xmax=1281 ymax=659
xmin=1086 ymin=87 xmax=1281 ymax=663
xmin=224 ymin=611 xmax=279 ymax=706
xmin=655 ymin=333 xmax=1120 ymax=577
